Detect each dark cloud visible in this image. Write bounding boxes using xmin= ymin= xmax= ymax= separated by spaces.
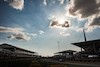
xmin=16 ymin=37 xmax=25 ymax=41
xmin=62 ymin=21 xmax=70 ymax=28
xmin=7 ymin=35 xmax=15 ymax=40
xmin=0 ymin=26 xmax=31 ymax=41
xmin=89 ymin=16 xmax=100 ymax=26
xmin=50 ymin=20 xmax=58 ymax=27
xmin=68 ymin=0 xmax=100 ymax=18
xmin=7 ymin=33 xmax=31 ymax=41
xmin=50 ymin=20 xmax=70 ymax=28
xmin=67 ymin=0 xmax=100 ymax=32
xmin=84 ymin=15 xmax=100 ymax=32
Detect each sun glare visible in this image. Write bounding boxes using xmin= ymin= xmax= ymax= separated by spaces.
xmin=58 ymin=19 xmax=65 ymax=24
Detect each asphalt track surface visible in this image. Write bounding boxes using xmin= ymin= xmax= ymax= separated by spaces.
xmin=41 ymin=59 xmax=100 ymax=67
xmin=1 ymin=59 xmax=100 ymax=67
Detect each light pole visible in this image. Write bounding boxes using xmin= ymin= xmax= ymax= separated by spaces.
xmin=57 ymin=41 xmax=60 ymax=52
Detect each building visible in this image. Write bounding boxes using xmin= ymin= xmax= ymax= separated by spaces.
xmin=72 ymin=39 xmax=100 ymax=59
xmin=0 ymin=43 xmax=37 ymax=60
xmin=54 ymin=50 xmax=76 ymax=59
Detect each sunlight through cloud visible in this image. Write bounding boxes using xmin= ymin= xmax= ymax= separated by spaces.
xmin=58 ymin=19 xmax=65 ymax=24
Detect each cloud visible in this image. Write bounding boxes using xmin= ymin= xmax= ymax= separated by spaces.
xmin=50 ymin=20 xmax=58 ymax=27
xmin=39 ymin=30 xmax=44 ymax=34
xmin=66 ymin=0 xmax=100 ymax=32
xmin=0 ymin=26 xmax=31 ymax=41
xmin=49 ymin=20 xmax=70 ymax=28
xmin=14 ymin=33 xmax=31 ymax=41
xmin=60 ymin=32 xmax=70 ymax=36
xmin=60 ymin=0 xmax=65 ymax=4
xmin=7 ymin=33 xmax=31 ymax=41
xmin=85 ymin=26 xmax=96 ymax=32
xmin=30 ymin=33 xmax=37 ymax=36
xmin=85 ymin=14 xmax=100 ymax=32
xmin=67 ymin=0 xmax=100 ymax=18
xmin=43 ymin=0 xmax=47 ymax=5
xmin=88 ymin=16 xmax=100 ymax=26
xmin=27 ymin=33 xmax=37 ymax=36
xmin=74 ymin=15 xmax=100 ymax=32
xmin=0 ymin=26 xmax=24 ymax=34
xmin=76 ymin=28 xmax=83 ymax=32
xmin=7 ymin=35 xmax=15 ymax=40
xmin=4 ymin=0 xmax=24 ymax=10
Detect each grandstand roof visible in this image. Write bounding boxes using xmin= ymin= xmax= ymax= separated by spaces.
xmin=0 ymin=43 xmax=36 ymax=53
xmin=72 ymin=39 xmax=100 ymax=54
xmin=72 ymin=39 xmax=100 ymax=49
xmin=55 ymin=50 xmax=76 ymax=54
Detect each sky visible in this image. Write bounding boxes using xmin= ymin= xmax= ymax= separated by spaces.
xmin=0 ymin=0 xmax=100 ymax=56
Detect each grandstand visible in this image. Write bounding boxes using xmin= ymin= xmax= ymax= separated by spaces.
xmin=0 ymin=43 xmax=37 ymax=60
xmin=53 ymin=50 xmax=76 ymax=59
xmin=72 ymin=39 xmax=100 ymax=59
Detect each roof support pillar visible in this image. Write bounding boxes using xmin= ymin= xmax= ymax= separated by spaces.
xmin=93 ymin=42 xmax=96 ymax=53
xmin=83 ymin=29 xmax=87 ymax=42
xmin=81 ymin=47 xmax=82 ymax=52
